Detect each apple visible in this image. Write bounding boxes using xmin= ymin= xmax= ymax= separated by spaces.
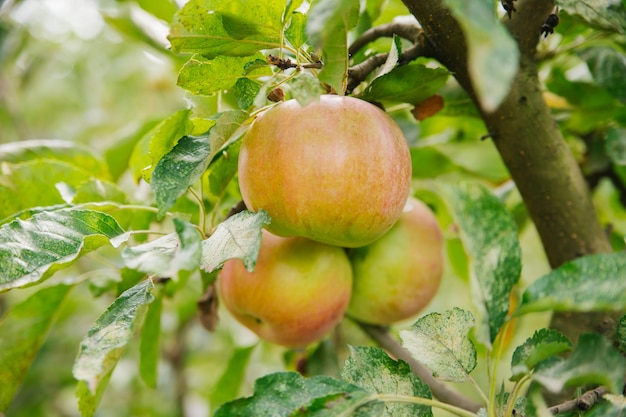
xmin=217 ymin=230 xmax=353 ymax=347
xmin=346 ymin=197 xmax=443 ymax=325
xmin=238 ymin=95 xmax=412 ymax=248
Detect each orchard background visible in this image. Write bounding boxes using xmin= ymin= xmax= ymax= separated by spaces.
xmin=1 ymin=0 xmax=626 ymax=416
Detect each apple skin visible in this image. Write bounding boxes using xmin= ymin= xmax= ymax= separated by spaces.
xmin=346 ymin=197 xmax=443 ymax=325
xmin=217 ymin=230 xmax=353 ymax=347
xmin=238 ymin=95 xmax=412 ymax=248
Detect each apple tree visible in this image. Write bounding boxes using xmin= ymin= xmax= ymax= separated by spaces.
xmin=1 ymin=0 xmax=626 ymax=416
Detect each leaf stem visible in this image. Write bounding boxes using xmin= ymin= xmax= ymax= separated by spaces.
xmin=188 ymin=186 xmax=207 ymax=236
xmin=375 ymin=394 xmax=478 ymax=417
xmin=504 ymin=374 xmax=531 ymax=417
xmin=467 ymin=374 xmax=489 ymax=405
xmin=338 ymin=393 xmax=479 ymax=417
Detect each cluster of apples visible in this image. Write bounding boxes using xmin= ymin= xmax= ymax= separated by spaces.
xmin=218 ymin=95 xmax=443 ymax=347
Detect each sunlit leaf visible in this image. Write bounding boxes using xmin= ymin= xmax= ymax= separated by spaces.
xmin=557 ymin=0 xmax=626 ymax=34
xmin=360 ymin=63 xmax=449 ymax=104
xmin=442 ymin=181 xmax=521 ymax=345
xmin=516 ymin=253 xmax=626 ymax=315
xmin=532 ymin=333 xmax=626 ymax=394
xmin=152 ymin=134 xmax=211 ymax=218
xmin=135 ymin=0 xmax=178 ymax=22
xmin=129 ymin=109 xmax=194 ymax=182
xmin=285 ymin=11 xmax=308 ymax=50
xmin=510 ymin=329 xmax=573 ymax=381
xmin=0 ymin=284 xmax=73 ymax=411
xmin=399 ymin=308 xmax=477 ymax=382
xmin=105 ymin=119 xmax=161 ymax=181
xmin=442 ymin=0 xmax=519 ymax=112
xmin=168 ymin=0 xmax=282 ymax=57
xmin=341 ymin=346 xmax=433 ymax=417
xmin=74 ymin=279 xmax=155 ymax=417
xmin=307 ymin=0 xmax=360 ymax=94
xmin=0 ymin=209 xmax=126 ymax=292
xmin=209 ymin=345 xmax=257 ymax=409
xmin=200 ymin=210 xmax=270 ymax=272
xmin=177 ymin=53 xmax=266 ymax=96
xmin=214 ymin=372 xmax=372 ymax=417
xmin=122 ymin=218 xmax=202 ymax=278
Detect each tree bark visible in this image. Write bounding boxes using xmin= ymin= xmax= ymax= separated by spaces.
xmin=401 ymin=0 xmax=614 ymax=342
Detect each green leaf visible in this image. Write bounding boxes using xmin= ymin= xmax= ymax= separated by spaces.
xmin=200 ymin=210 xmax=270 ymax=273
xmin=285 ymin=11 xmax=308 ymax=50
xmin=177 ymin=53 xmax=266 ymax=96
xmin=307 ymin=0 xmax=360 ymax=94
xmin=516 ymin=253 xmax=626 ymax=315
xmin=579 ymin=46 xmax=626 ymax=102
xmin=442 ymin=181 xmax=521 ymax=344
xmin=72 ymin=179 xmax=128 ymax=204
xmin=168 ymin=0 xmax=282 ymax=57
xmin=129 ymin=109 xmax=194 ymax=182
xmin=135 ymin=0 xmax=178 ymax=22
xmin=73 ymin=279 xmax=155 ymax=417
xmin=341 ymin=346 xmax=433 ymax=417
xmin=105 ymin=119 xmax=160 ymax=181
xmin=606 ymin=127 xmax=626 ymax=165
xmin=510 ymin=329 xmax=573 ymax=381
xmin=0 ymin=159 xmax=92 ymax=218
xmin=206 ymin=140 xmax=240 ymax=198
xmin=0 ymin=139 xmax=109 ymax=179
xmin=442 ymin=0 xmax=519 ymax=112
xmin=206 ymin=110 xmax=249 ymax=163
xmin=532 ymin=333 xmax=626 ymax=394
xmin=0 ymin=284 xmax=73 ymax=411
xmin=557 ymin=0 xmax=626 ymax=34
xmin=152 ymin=134 xmax=211 ymax=218
xmin=0 ymin=209 xmax=126 ymax=292
xmin=289 ymin=72 xmax=325 ymax=106
xmin=360 ymin=63 xmax=449 ymax=104
xmin=209 ymin=345 xmax=257 ymax=408
xmin=214 ymin=372 xmax=372 ymax=417
xmin=234 ymin=78 xmax=261 ymax=110
xmin=122 ymin=218 xmax=202 ymax=278
xmin=139 ymin=291 xmax=162 ymax=389
xmin=399 ymin=308 xmax=477 ymax=382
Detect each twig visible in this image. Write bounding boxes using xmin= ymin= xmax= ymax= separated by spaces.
xmin=358 ymin=322 xmax=483 ymax=413
xmin=547 ymin=386 xmax=608 ymax=415
xmin=349 ymin=22 xmax=422 ymax=56
xmin=346 ymin=41 xmax=428 ymax=94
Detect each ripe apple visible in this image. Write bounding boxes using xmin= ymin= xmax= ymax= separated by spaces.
xmin=347 ymin=197 xmax=443 ymax=325
xmin=217 ymin=230 xmax=353 ymax=347
xmin=238 ymin=95 xmax=412 ymax=248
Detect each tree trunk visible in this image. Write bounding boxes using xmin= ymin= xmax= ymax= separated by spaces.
xmin=401 ymin=0 xmax=615 ymax=342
